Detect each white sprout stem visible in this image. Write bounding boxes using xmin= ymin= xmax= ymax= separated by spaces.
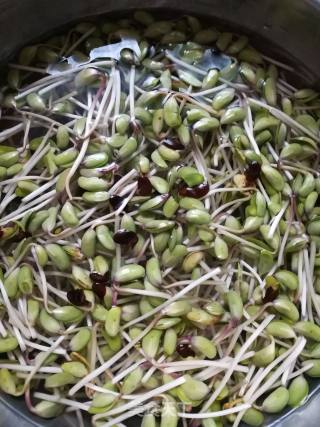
xmin=75 ymin=410 xmax=85 ymax=427
xmin=20 ymin=118 xmax=31 ymax=152
xmin=68 ymin=317 xmax=158 ymax=396
xmin=212 ymin=226 xmax=263 ymax=250
xmin=0 ymin=364 xmax=62 ymax=373
xmin=234 ymin=341 xmax=306 ymax=427
xmin=261 ymin=54 xmax=295 ymax=71
xmin=64 ymin=89 xmax=96 ymax=199
xmin=24 ymin=325 xmax=76 ymax=389
xmin=123 ymin=268 xmax=222 ymax=330
xmin=117 ymin=287 xmax=171 ymax=299
xmin=210 ymin=171 xmax=239 ymax=188
xmin=310 ymin=241 xmax=316 ymax=279
xmin=9 ymin=63 xmax=48 ymax=74
xmin=277 ymin=218 xmax=292 ymax=267
xmin=191 ymin=135 xmax=211 ymax=184
xmin=282 ymin=363 xmax=314 ymax=382
xmin=165 ymin=50 xmax=207 ymax=76
xmin=175 ymin=91 xmax=216 ymax=115
xmin=0 ymin=280 xmax=31 ymax=339
xmin=11 ymin=326 xmax=27 ymax=351
xmin=46 ymin=60 xmax=114 ymax=80
xmin=69 ymin=268 xmax=221 ymax=395
xmin=206 ymin=186 xmax=255 ymax=198
xmin=21 ymin=176 xmax=59 ymax=203
xmin=69 ymin=95 xmax=89 ymax=110
xmin=212 ymin=142 xmax=233 ymax=167
xmin=243 ymin=120 xmax=260 ymax=154
xmin=110 ymin=342 xmax=140 ymax=372
xmin=257 ymin=179 xmax=271 ymax=204
xmin=64 ymin=27 xmax=96 ymax=57
xmin=0 ymin=129 xmax=52 ymax=215
xmin=111 ymin=69 xmax=121 ymax=134
xmin=188 ymin=84 xmax=228 ymax=97
xmin=34 ymin=332 xmax=57 ymax=346
xmin=211 ymin=196 xmax=250 ymax=219
xmin=208 ymin=167 xmax=226 ymax=176
xmin=164 ymin=361 xmax=249 ymax=375
xmin=162 ymin=358 xmax=247 ymax=370
xmin=299 ymin=249 xmax=307 ymax=318
xmin=0 ymin=175 xmax=51 ymax=186
xmin=109 ymin=169 xmax=138 ymax=195
xmin=244 ymin=337 xmax=306 ymax=402
xmin=248 ymin=97 xmax=320 ymax=142
xmin=33 ymin=392 xmax=90 ymax=411
xmin=15 ymin=78 xmax=61 ymax=100
xmin=219 ymin=77 xmax=249 ymax=90
xmin=201 ymin=314 xmax=274 ymax=412
xmin=6 ymin=244 xmax=33 ymax=277
xmin=178 ymin=404 xmax=251 ymax=419
xmin=246 ymin=337 xmax=306 ymax=404
xmin=112 ymin=358 xmax=146 ymax=384
xmin=94 ymin=376 xmax=186 ymax=419
xmin=53 ymin=208 xmax=117 ymax=240
xmin=281 ymin=359 xmax=295 ymax=386
xmin=102 ymin=67 xmax=117 ymax=132
xmin=31 ymin=247 xmax=50 ymax=312
xmin=0 ymin=190 xmax=56 ymax=226
xmin=268 ymin=201 xmax=289 ymax=239
xmin=304 ymin=249 xmax=320 ymax=319
xmin=24 ymin=338 xmax=66 ymax=355
xmin=141 ymin=355 xmax=166 ymax=384
xmin=86 ymin=383 xmax=123 ymax=397
xmin=278 ymin=77 xmax=297 ymax=92
xmin=21 ymin=111 xmax=77 ymax=134
xmin=267 ymin=142 xmax=293 ymax=180
xmin=129 ymin=65 xmax=136 ymax=120
xmin=40 ymin=77 xmax=72 ymax=96
xmin=83 ymin=70 xmax=115 ymax=138
xmin=239 ymin=365 xmax=256 ymax=397
xmin=243 ymin=94 xmax=253 ymax=133
xmin=0 ymin=122 xmax=25 ymax=142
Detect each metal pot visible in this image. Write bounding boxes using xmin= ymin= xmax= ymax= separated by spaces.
xmin=1 ymin=0 xmax=320 ymax=86
xmin=0 ymin=0 xmax=320 ymax=425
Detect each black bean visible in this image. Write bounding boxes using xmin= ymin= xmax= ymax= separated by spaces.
xmin=162 ymin=138 xmax=185 ymax=150
xmin=92 ymin=282 xmax=107 ymax=299
xmin=176 ymin=343 xmax=195 ymax=357
xmin=244 ymin=162 xmax=261 ymax=185
xmin=178 ymin=183 xmax=209 ymax=199
xmin=263 ymin=286 xmax=279 ymax=304
xmin=67 ymin=289 xmax=88 ymax=306
xmin=113 ymin=229 xmax=138 ymax=246
xmin=89 ymin=272 xmax=109 ymax=284
xmin=137 ymin=176 xmax=153 ymax=196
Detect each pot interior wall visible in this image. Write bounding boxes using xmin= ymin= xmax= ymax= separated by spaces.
xmin=0 ymin=0 xmax=320 ymax=86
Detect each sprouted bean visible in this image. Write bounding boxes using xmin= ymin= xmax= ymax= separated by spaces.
xmin=0 ymin=10 xmax=320 ymax=427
